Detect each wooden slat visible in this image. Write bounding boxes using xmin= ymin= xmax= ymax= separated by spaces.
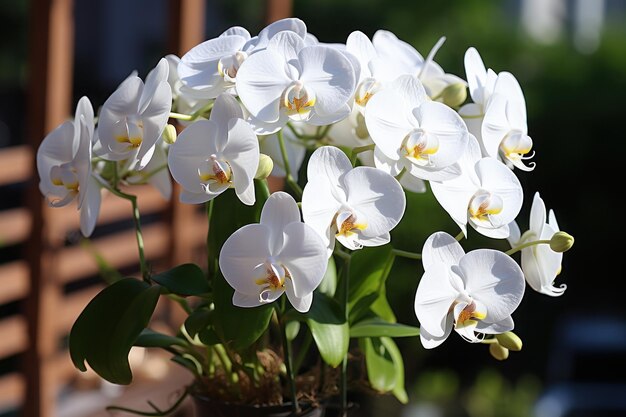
xmin=0 ymin=373 xmax=25 ymax=408
xmin=0 ymin=316 xmax=28 ymax=358
xmin=0 ymin=261 xmax=29 ymax=304
xmin=58 ymin=286 xmax=102 ymax=333
xmin=266 ymin=0 xmax=292 ymax=23
xmin=0 ymin=146 xmax=32 ymax=187
xmin=0 ymin=208 xmax=31 ymax=247
xmin=55 ymin=223 xmax=171 ymax=284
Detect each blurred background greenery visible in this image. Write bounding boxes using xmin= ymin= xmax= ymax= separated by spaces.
xmin=1 ymin=1 xmax=625 ymax=416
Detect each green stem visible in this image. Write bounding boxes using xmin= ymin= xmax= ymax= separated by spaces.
xmin=505 ymin=239 xmax=551 ymax=256
xmin=455 ymin=231 xmax=465 ymax=241
xmin=350 ymin=144 xmax=376 ymax=166
xmin=392 ymin=249 xmax=422 ymax=260
xmin=206 ymin=199 xmax=215 ymax=280
xmin=169 ymin=112 xmax=193 ymax=121
xmin=460 ymin=113 xmax=484 ymax=119
xmin=277 ymin=303 xmax=299 ymax=414
xmin=277 ymin=129 xmax=303 ymax=198
xmin=129 ymin=195 xmax=150 ymax=282
xmin=256 ymin=178 xmax=271 ymax=202
xmin=340 ymin=254 xmax=352 ymax=415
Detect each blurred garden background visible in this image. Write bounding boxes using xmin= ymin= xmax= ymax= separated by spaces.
xmin=1 ymin=0 xmax=625 ymax=416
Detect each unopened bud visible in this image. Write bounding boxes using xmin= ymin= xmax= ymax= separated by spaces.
xmin=489 ymin=342 xmax=509 ymax=361
xmin=549 ymin=231 xmax=574 ymax=253
xmin=163 ymin=124 xmax=177 ymax=144
xmin=255 ymin=154 xmax=274 ymax=180
xmin=496 ymin=331 xmax=523 ymax=351
xmin=440 ymin=83 xmax=467 ymax=108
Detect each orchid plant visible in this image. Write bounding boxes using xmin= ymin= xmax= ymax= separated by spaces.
xmin=37 ymin=18 xmax=575 ymax=416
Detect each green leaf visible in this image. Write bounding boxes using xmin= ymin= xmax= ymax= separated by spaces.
xmin=69 ymin=278 xmax=160 ymax=384
xmin=306 ymin=293 xmax=348 ymax=368
xmin=350 ymin=318 xmax=420 ymax=338
xmin=213 ymin=272 xmax=273 ymax=351
xmin=318 ymin=257 xmax=337 ymax=297
xmin=348 ymin=246 xmax=395 ymax=323
xmin=135 ymin=329 xmax=185 ymax=348
xmin=361 ymin=337 xmax=408 ymax=403
xmin=152 ymin=263 xmax=209 ymax=296
xmin=184 ymin=309 xmax=212 ymax=338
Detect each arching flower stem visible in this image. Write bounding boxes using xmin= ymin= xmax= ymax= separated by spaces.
xmin=277 ymin=299 xmax=299 ymax=414
xmin=506 ymin=239 xmax=552 ymax=256
xmin=349 ymin=143 xmax=376 ymax=166
xmin=391 ymin=249 xmax=422 ymax=260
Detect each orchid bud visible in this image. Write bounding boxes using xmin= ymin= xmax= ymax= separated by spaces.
xmin=496 ymin=331 xmax=523 ymax=351
xmin=489 ymin=342 xmax=509 ymax=361
xmin=162 ymin=124 xmax=177 ymax=144
xmin=550 ymin=231 xmax=574 ymax=253
xmin=255 ymin=154 xmax=274 ymax=180
xmin=440 ymin=83 xmax=467 ymax=108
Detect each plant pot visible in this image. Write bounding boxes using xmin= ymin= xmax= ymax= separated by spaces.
xmin=192 ymin=394 xmax=325 ymax=417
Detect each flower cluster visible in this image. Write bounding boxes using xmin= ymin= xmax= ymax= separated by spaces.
xmin=39 ymin=18 xmax=574 ymax=411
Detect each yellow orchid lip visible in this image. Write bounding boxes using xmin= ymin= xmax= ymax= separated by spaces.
xmin=198 ymin=155 xmax=233 ymax=185
xmin=455 ymin=301 xmax=486 ymax=327
xmin=281 ymin=81 xmax=316 ymax=121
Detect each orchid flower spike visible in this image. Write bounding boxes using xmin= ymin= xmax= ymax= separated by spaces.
xmin=96 ymin=58 xmax=172 ymax=170
xmin=37 ymin=97 xmax=101 ymax=237
xmin=219 ymin=191 xmax=328 ymax=312
xmin=167 ymin=93 xmax=259 ymax=205
xmin=236 ymin=31 xmax=356 ymax=134
xmin=365 ymin=75 xmax=469 ymax=188
xmin=415 ymin=232 xmax=525 ymax=349
xmin=301 ymin=146 xmax=406 ymax=254
xmin=430 ymin=135 xmax=523 ymax=239
xmin=508 ymin=192 xmax=566 ymax=296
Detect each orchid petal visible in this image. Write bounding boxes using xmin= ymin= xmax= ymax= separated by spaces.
xmin=232 ymin=291 xmax=265 ymax=308
xmin=79 ymin=177 xmax=101 ymax=237
xmin=414 ymin=261 xmax=459 ymax=338
xmin=236 ymin=49 xmax=291 ymax=123
xmin=475 ymin=158 xmax=523 ymax=225
xmin=419 ymin=315 xmax=454 ymax=349
xmin=364 ymin=88 xmax=413 ymax=160
xmin=464 ymin=47 xmax=487 ymax=105
xmin=209 ymin=93 xmax=244 ymax=140
xmin=298 ymin=46 xmax=356 ymax=116
xmin=459 ymin=249 xmax=525 ymax=324
xmin=475 ymin=316 xmax=514 ymax=334
xmin=219 ymin=223 xmax=273 ymax=295
xmin=222 ymin=118 xmax=259 ymax=206
xmin=529 ymin=192 xmax=547 ymax=235
xmin=280 ymin=222 xmax=328 ymax=298
xmin=285 ymin=281 xmax=313 ymax=313
xmin=422 ymin=231 xmax=465 ymax=270
xmin=260 ymin=191 xmax=301 ymax=254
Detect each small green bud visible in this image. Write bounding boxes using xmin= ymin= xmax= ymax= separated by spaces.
xmin=255 ymin=154 xmax=274 ymax=180
xmin=549 ymin=231 xmax=574 ymax=253
xmin=440 ymin=83 xmax=467 ymax=108
xmin=495 ymin=331 xmax=523 ymax=351
xmin=489 ymin=342 xmax=509 ymax=361
xmin=163 ymin=124 xmax=177 ymax=144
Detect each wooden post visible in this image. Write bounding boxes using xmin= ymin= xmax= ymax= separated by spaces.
xmin=266 ymin=0 xmax=292 ymax=24
xmin=23 ymin=0 xmax=74 ymax=417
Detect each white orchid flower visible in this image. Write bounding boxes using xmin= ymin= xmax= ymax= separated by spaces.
xmin=37 ymin=97 xmax=101 ymax=237
xmin=97 ymin=58 xmax=172 ymax=170
xmin=177 ymin=28 xmax=251 ymax=99
xmin=301 ymin=146 xmax=406 ymax=254
xmin=482 ymin=72 xmax=535 ymax=171
xmin=508 ymin=192 xmax=566 ymax=297
xmin=167 ymin=93 xmax=259 ymax=205
xmin=430 ymin=135 xmax=523 ymax=239
xmin=219 ymin=191 xmax=327 ymax=312
xmin=178 ymin=19 xmax=310 ymax=100
xmin=458 ymin=47 xmax=498 ymax=142
xmin=236 ymin=31 xmax=356 ymax=134
xmin=414 ymin=232 xmax=525 ymax=349
xmin=365 ymin=75 xmax=469 ymax=184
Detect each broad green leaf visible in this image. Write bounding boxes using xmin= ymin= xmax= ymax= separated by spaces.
xmin=135 ymin=329 xmax=186 ymax=348
xmin=306 ymin=293 xmax=348 ymax=368
xmin=350 ymin=318 xmax=420 ymax=338
xmin=69 ymin=278 xmax=160 ymax=384
xmin=318 ymin=257 xmax=337 ymax=297
xmin=152 ymin=263 xmax=209 ymax=296
xmin=348 ymin=246 xmax=394 ymax=307
xmin=213 ymin=272 xmax=273 ymax=351
xmin=198 ymin=327 xmax=220 ymax=345
xmin=360 ymin=337 xmax=408 ymax=403
xmin=370 ymin=293 xmax=397 ymax=323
